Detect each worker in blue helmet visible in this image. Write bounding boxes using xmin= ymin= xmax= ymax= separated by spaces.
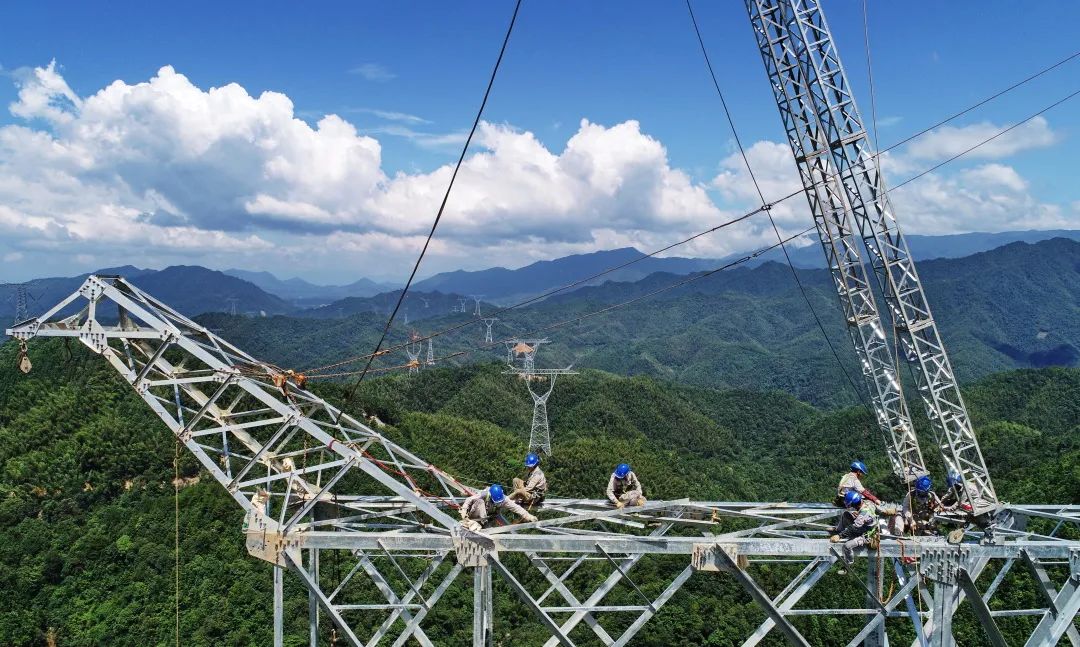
xmin=897 ymin=475 xmax=943 ymax=536
xmin=606 ymin=463 xmax=645 ymax=508
xmin=460 ymin=483 xmax=537 ymax=531
xmin=830 ymin=490 xmax=879 ymax=570
xmin=834 ymin=460 xmax=881 ymax=508
xmin=940 ymin=471 xmax=976 ymax=514
xmin=510 ymin=452 xmax=548 ymax=509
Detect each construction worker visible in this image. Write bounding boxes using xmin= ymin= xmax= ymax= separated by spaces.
xmin=940 ymin=471 xmax=982 ymax=514
xmin=898 ymin=475 xmax=943 ymax=536
xmin=834 ymin=460 xmax=881 ymax=507
xmin=606 ymin=463 xmax=646 ymax=508
xmin=510 ymin=452 xmax=548 ymax=509
xmin=830 ymin=491 xmax=879 ymax=569
xmin=459 ymin=484 xmax=537 ymax=531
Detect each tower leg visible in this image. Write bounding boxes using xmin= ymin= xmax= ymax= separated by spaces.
xmin=473 ymin=565 xmax=493 ymax=647
xmin=309 ymin=549 xmax=320 ymax=647
xmin=865 ymin=555 xmax=886 ymax=646
xmin=274 ymin=564 xmax=285 ymax=647
xmin=928 ymin=581 xmax=956 ymax=647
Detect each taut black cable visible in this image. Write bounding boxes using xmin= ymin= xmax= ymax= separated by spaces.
xmin=341 ymin=0 xmax=524 ymax=412
xmin=686 ymin=0 xmax=868 ymax=407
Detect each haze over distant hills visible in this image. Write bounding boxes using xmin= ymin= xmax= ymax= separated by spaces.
xmin=3 ymin=229 xmax=1077 ymax=324
xmin=738 ymin=228 xmax=1080 ymax=268
xmin=223 ymin=269 xmax=396 ymax=307
xmin=195 ymin=238 xmax=1080 ymax=407
xmin=0 ymin=266 xmax=294 ymax=320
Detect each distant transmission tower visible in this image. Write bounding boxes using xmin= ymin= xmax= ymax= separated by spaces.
xmin=14 ymin=285 xmax=29 ymax=324
xmin=505 ymin=339 xmax=548 ymax=373
xmin=225 ymin=297 xmax=240 ymax=316
xmin=504 ymin=339 xmax=575 ymax=455
xmin=418 ymin=296 xmax=430 ymax=309
xmin=469 ymin=295 xmax=485 ymax=317
xmin=426 ymin=337 xmax=435 ymax=366
xmin=405 ymin=332 xmax=423 ymax=375
xmin=482 ymin=318 xmax=498 ymax=344
xmin=457 ymin=298 xmax=468 ymax=314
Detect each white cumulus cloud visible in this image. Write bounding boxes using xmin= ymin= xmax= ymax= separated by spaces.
xmin=0 ymin=61 xmax=1073 ymax=283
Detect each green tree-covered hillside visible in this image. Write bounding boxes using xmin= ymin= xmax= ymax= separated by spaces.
xmin=1 ymin=339 xmax=1077 ymax=645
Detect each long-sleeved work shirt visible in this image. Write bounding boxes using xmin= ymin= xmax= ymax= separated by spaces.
xmin=837 ymin=471 xmax=867 ymax=498
xmin=461 ymin=488 xmax=533 ymax=523
xmin=838 ymin=501 xmax=878 ymax=540
xmin=606 ymin=471 xmax=643 ymax=505
xmin=522 ymin=467 xmax=548 ymax=496
xmin=902 ymin=491 xmax=942 ymax=524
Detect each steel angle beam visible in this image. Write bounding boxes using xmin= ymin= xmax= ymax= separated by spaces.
xmin=712 ymin=546 xmax=811 ymax=647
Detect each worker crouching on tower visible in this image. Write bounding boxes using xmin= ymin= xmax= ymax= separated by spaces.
xmin=510 ymin=452 xmax=548 ymax=509
xmin=831 ymin=491 xmax=879 ymax=570
xmin=894 ymin=475 xmax=943 ymax=536
xmin=460 ymin=484 xmax=537 ymax=532
xmin=607 ymin=463 xmax=646 ymax=508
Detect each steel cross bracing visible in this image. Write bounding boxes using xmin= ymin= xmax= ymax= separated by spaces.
xmin=8 ymin=276 xmax=1080 ymax=646
xmin=745 ymin=0 xmax=925 ymax=487
xmin=747 ymin=0 xmax=998 ymax=514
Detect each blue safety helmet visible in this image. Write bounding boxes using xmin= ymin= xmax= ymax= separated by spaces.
xmin=850 ymin=460 xmax=868 ymax=475
xmin=525 ymin=453 xmax=540 ymax=468
xmin=915 ymin=475 xmax=933 ymax=494
xmin=614 ymin=463 xmax=631 ymax=479
xmin=489 ymin=484 xmax=505 ymax=504
xmin=843 ymin=491 xmax=862 ymax=508
xmin=946 ymin=472 xmax=962 ymax=488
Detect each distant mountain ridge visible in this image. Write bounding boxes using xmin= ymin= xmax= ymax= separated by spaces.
xmin=1 ymin=265 xmax=293 ymax=320
xmin=223 ymin=269 xmax=396 ymax=306
xmin=197 ymin=238 xmax=1080 ymax=408
xmin=5 ymin=229 xmax=1077 ymax=323
xmin=735 ymin=228 xmax=1080 ymax=268
xmin=411 ymin=247 xmax=718 ymax=304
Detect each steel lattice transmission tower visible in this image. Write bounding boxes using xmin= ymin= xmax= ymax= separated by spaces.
xmin=7 ymin=275 xmax=1080 ymax=647
xmin=746 ymin=0 xmax=996 ymax=514
xmin=456 ymin=297 xmax=468 ymax=314
xmin=425 ymin=337 xmax=435 ymax=366
xmin=404 ymin=331 xmax=423 ymax=375
xmin=469 ymin=294 xmax=485 ymax=317
xmin=504 ymin=339 xmax=575 ymax=455
xmin=225 ymin=297 xmax=240 ymax=316
xmin=481 ymin=317 xmax=497 ymax=344
xmin=13 ymin=285 xmax=29 ymax=324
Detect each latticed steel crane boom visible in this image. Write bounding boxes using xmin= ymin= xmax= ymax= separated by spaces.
xmin=746 ymin=0 xmax=997 ymax=514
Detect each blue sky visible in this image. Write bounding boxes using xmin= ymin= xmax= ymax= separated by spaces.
xmin=1 ymin=1 xmax=1077 ymax=283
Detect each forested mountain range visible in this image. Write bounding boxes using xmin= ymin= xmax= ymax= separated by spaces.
xmin=198 ymin=238 xmax=1080 ymax=407
xmin=0 ymin=337 xmax=1076 ymax=645
xmin=5 ymin=230 xmax=1076 ymax=321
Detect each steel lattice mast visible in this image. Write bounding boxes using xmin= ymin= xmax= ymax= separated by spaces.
xmin=745 ymin=0 xmax=925 ymax=486
xmin=746 ymin=0 xmax=997 ymax=514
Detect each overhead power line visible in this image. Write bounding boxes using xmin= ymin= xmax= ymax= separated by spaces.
xmin=686 ymin=0 xmax=869 ymax=407
xmin=303 ymin=43 xmax=1080 ymax=381
xmin=340 ymin=0 xmax=523 ymax=407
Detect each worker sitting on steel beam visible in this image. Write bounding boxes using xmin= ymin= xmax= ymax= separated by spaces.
xmin=896 ymin=475 xmax=943 ymax=536
xmin=830 ymin=491 xmax=879 ymax=570
xmin=834 ymin=460 xmax=881 ymax=508
xmin=459 ymin=484 xmax=537 ymax=531
xmin=510 ymin=452 xmax=548 ymax=509
xmin=606 ymin=463 xmax=646 ymax=508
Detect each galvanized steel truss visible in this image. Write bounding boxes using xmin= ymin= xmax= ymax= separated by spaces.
xmin=7 ymin=275 xmax=1080 ymax=645
xmin=747 ymin=0 xmax=997 ymax=513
